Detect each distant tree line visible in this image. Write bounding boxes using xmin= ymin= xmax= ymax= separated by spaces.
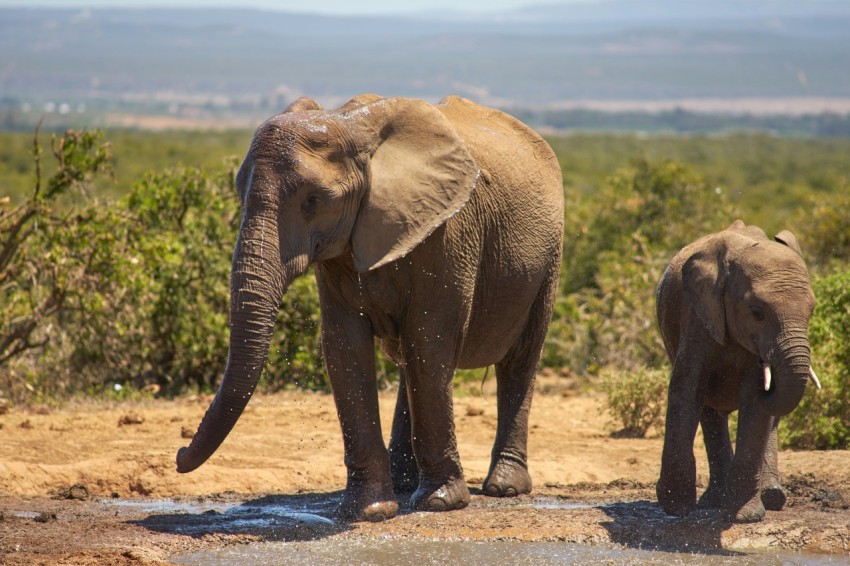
xmin=510 ymin=108 xmax=850 ymax=137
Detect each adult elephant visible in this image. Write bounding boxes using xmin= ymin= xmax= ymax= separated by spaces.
xmin=655 ymin=220 xmax=819 ymax=523
xmin=176 ymin=94 xmax=564 ymax=522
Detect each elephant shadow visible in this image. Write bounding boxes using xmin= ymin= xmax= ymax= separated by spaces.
xmin=131 ymin=491 xmax=353 ymax=543
xmin=599 ymin=500 xmax=743 ymax=556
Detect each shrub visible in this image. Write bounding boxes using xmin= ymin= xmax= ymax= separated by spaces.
xmin=781 ymin=266 xmax=850 ymax=449
xmin=0 ymin=128 xmax=392 ymax=401
xmin=265 ymin=272 xmax=326 ymax=391
xmin=797 ymin=190 xmax=850 ymax=271
xmin=54 ymin=163 xmax=242 ymax=394
xmin=561 ymin=159 xmax=732 ymax=295
xmin=0 ymin=127 xmax=120 ymax=399
xmin=600 ymin=366 xmax=668 ymax=438
xmin=547 ymin=159 xmax=734 ymax=375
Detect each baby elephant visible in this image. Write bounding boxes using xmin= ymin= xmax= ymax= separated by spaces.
xmin=655 ymin=220 xmax=819 ymax=523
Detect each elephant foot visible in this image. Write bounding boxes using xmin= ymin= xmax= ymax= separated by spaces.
xmin=723 ymin=489 xmax=766 ymax=523
xmin=656 ymin=479 xmax=696 ymax=517
xmin=761 ymin=484 xmax=787 ymax=511
xmin=725 ymin=498 xmax=765 ymax=523
xmin=389 ymin=446 xmax=419 ymax=494
xmin=696 ymin=483 xmax=725 ymax=509
xmin=337 ymin=480 xmax=399 ymax=522
xmin=409 ymin=476 xmax=470 ymax=512
xmin=483 ymin=456 xmax=532 ymax=498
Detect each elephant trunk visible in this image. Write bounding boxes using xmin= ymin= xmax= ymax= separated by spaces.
xmin=176 ymin=214 xmax=295 ymax=473
xmin=761 ymin=333 xmax=811 ymax=418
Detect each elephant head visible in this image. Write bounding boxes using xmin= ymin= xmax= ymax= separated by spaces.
xmin=681 ymin=221 xmax=816 ymax=417
xmin=176 ymin=96 xmax=479 ymax=473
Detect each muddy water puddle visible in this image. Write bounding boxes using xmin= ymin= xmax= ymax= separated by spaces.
xmin=106 ymin=494 xmax=590 ymax=537
xmin=173 ymin=538 xmax=845 ymax=566
xmin=105 ymin=496 xmax=849 ymax=565
xmin=104 ymin=494 xmax=340 ymax=537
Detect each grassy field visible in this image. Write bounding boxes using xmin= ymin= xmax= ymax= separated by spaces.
xmin=3 ymin=129 xmax=848 ymax=236
xmin=0 ymin=129 xmax=253 ymax=202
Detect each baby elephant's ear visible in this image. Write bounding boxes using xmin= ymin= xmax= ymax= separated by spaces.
xmin=682 ymin=246 xmax=727 ymax=345
xmin=774 ymin=230 xmax=803 ymax=257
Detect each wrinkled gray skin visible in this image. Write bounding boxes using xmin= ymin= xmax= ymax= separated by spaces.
xmin=656 ymin=220 xmax=815 ymax=523
xmin=175 ymin=94 xmax=564 ymax=522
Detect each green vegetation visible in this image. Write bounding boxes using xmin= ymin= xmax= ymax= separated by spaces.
xmin=782 ymin=270 xmax=850 ymax=449
xmin=600 ymin=367 xmax=668 ymax=438
xmin=1 ymin=128 xmax=848 ymax=449
xmin=0 ymin=129 xmax=253 ymax=203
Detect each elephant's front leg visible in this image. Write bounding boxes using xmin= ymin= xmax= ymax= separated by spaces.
xmin=321 ymin=304 xmax=397 ymax=522
xmin=724 ymin=383 xmax=773 ymax=523
xmin=759 ymin=417 xmax=787 ymax=511
xmin=402 ymin=338 xmax=470 ymax=512
xmin=697 ymin=406 xmax=733 ymax=509
xmin=657 ymin=348 xmax=707 ymax=517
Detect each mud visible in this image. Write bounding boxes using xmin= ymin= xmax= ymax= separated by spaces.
xmin=1 ymin=377 xmax=848 ymax=564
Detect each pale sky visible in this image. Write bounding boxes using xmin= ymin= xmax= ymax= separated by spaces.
xmin=0 ymin=0 xmax=584 ymax=16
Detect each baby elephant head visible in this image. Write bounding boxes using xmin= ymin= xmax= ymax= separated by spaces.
xmin=682 ymin=221 xmax=816 ymax=417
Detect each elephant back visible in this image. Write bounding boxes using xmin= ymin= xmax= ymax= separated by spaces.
xmin=436 ymin=96 xmax=563 ymax=206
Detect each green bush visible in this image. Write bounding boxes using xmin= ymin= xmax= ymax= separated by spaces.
xmin=781 ymin=266 xmax=850 ymax=449
xmin=600 ymin=366 xmax=668 ymax=438
xmin=64 ymin=164 xmax=242 ymax=394
xmin=561 ymin=159 xmax=732 ymax=295
xmin=0 ymin=128 xmax=393 ymax=401
xmin=1 ymin=128 xmax=120 ymax=399
xmin=265 ymin=272 xmax=326 ymax=391
xmin=546 ymin=159 xmax=734 ymax=374
xmin=797 ymin=190 xmax=850 ymax=271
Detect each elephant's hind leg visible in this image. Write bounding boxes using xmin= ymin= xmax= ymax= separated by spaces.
xmin=484 ymin=268 xmax=558 ymax=498
xmin=388 ymin=369 xmax=419 ymax=493
xmin=402 ymin=335 xmax=470 ymax=513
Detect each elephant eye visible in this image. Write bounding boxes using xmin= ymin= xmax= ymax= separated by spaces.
xmin=302 ymin=193 xmax=321 ymax=216
xmin=750 ymin=306 xmax=765 ymax=321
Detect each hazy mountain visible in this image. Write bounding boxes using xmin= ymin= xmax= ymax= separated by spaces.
xmin=2 ymin=1 xmax=850 ymax=120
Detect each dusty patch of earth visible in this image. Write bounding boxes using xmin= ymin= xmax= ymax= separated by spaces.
xmin=1 ymin=376 xmax=848 ymax=564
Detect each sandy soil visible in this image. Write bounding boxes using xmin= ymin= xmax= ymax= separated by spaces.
xmin=1 ymin=376 xmax=848 ymax=564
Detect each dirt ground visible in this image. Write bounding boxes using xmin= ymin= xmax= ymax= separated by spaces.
xmin=1 ymin=374 xmax=848 ymax=565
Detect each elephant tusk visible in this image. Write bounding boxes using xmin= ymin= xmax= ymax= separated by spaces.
xmin=809 ymin=367 xmax=822 ymax=390
xmin=763 ymin=364 xmax=772 ymax=391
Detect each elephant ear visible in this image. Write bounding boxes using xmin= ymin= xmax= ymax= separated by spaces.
xmin=349 ymin=97 xmax=480 ymax=272
xmin=336 ymin=93 xmax=383 ymax=112
xmin=284 ymin=97 xmax=323 ymax=112
xmin=726 ymin=219 xmax=768 ymax=241
xmin=682 ymin=244 xmax=728 ymax=345
xmin=774 ymin=229 xmax=804 ymax=257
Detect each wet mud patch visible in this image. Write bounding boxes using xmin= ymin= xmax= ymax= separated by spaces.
xmin=131 ymin=491 xmax=348 ymax=541
xmin=599 ymin=500 xmax=736 ymax=553
xmin=1 ymin=389 xmax=848 ymax=564
xmin=1 ymin=483 xmax=848 ymax=565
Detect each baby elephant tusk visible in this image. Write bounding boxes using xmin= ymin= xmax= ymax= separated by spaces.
xmin=809 ymin=367 xmax=822 ymax=390
xmin=763 ymin=365 xmax=772 ymax=391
